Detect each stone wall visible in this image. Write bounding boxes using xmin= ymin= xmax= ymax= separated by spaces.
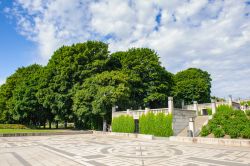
xmin=172 ymin=109 xmax=196 ymax=136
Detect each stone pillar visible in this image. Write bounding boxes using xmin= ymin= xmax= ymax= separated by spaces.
xmin=181 ymin=100 xmax=185 ymax=109
xmin=211 ymin=99 xmax=216 ymax=115
xmin=103 ymin=119 xmax=107 ymax=132
xmin=145 ymin=107 xmax=150 ymax=114
xmin=126 ymin=109 xmax=130 ymax=114
xmin=168 ymin=97 xmax=174 ymax=114
xmin=228 ymin=95 xmax=233 ymax=107
xmin=188 ymin=117 xmax=195 ymax=137
xmin=111 ymin=106 xmax=116 ymax=119
xmin=193 ymin=101 xmax=199 ymax=116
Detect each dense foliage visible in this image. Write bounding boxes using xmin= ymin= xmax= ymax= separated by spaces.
xmin=200 ymin=105 xmax=250 ymax=138
xmin=173 ymin=68 xmax=212 ymax=105
xmin=0 ymin=41 xmax=211 ymax=129
xmin=139 ymin=112 xmax=173 ymax=137
xmin=112 ymin=115 xmax=135 ymax=133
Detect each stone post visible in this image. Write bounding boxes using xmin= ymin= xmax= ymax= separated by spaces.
xmin=111 ymin=106 xmax=116 ymax=119
xmin=103 ymin=119 xmax=107 ymax=132
xmin=211 ymin=99 xmax=216 ymax=115
xmin=126 ymin=109 xmax=130 ymax=114
xmin=193 ymin=101 xmax=199 ymax=116
xmin=145 ymin=107 xmax=150 ymax=114
xmin=188 ymin=117 xmax=195 ymax=137
xmin=181 ymin=100 xmax=185 ymax=109
xmin=228 ymin=95 xmax=233 ymax=107
xmin=168 ymin=97 xmax=174 ymax=114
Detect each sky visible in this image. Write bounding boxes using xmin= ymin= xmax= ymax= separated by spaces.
xmin=0 ymin=0 xmax=250 ymax=99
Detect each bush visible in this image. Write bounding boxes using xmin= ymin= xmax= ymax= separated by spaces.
xmin=0 ymin=124 xmax=28 ymax=129
xmin=207 ymin=108 xmax=212 ymax=115
xmin=112 ymin=115 xmax=135 ymax=133
xmin=241 ymin=127 xmax=250 ymax=139
xmin=212 ymin=128 xmax=225 ymax=138
xmin=139 ymin=112 xmax=155 ymax=135
xmin=246 ymin=110 xmax=250 ymax=117
xmin=201 ymin=105 xmax=250 ymax=139
xmin=139 ymin=112 xmax=173 ymax=137
xmin=200 ymin=125 xmax=210 ymax=137
xmin=227 ymin=128 xmax=240 ymax=138
xmin=154 ymin=113 xmax=173 ymax=137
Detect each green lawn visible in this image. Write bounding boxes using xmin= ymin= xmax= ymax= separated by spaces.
xmin=0 ymin=129 xmax=66 ymax=134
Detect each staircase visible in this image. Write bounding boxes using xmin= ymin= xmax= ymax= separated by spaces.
xmin=177 ymin=116 xmax=209 ymax=137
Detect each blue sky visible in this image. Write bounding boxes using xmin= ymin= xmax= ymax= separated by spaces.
xmin=0 ymin=0 xmax=36 ymax=84
xmin=0 ymin=0 xmax=250 ymax=99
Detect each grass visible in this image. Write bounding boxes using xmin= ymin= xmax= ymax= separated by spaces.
xmin=0 ymin=129 xmax=66 ymax=134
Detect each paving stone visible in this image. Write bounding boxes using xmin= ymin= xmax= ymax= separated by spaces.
xmin=0 ymin=134 xmax=249 ymax=166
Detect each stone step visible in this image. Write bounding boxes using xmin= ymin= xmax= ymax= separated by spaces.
xmin=177 ymin=116 xmax=209 ymax=137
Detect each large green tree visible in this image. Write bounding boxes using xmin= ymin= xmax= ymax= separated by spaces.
xmin=172 ymin=68 xmax=212 ymax=105
xmin=73 ymin=71 xmax=130 ymax=129
xmin=111 ymin=48 xmax=174 ymax=109
xmin=44 ymin=41 xmax=110 ymax=127
xmin=10 ymin=64 xmax=44 ymax=125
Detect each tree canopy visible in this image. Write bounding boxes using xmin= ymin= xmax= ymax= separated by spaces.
xmin=172 ymin=68 xmax=212 ymax=105
xmin=0 ymin=41 xmax=212 ymax=129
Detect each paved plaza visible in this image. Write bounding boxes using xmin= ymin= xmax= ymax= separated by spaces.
xmin=0 ymin=134 xmax=249 ymax=166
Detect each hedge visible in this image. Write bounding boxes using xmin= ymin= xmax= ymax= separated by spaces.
xmin=200 ymin=105 xmax=250 ymax=138
xmin=112 ymin=115 xmax=135 ymax=133
xmin=139 ymin=112 xmax=173 ymax=137
xmin=0 ymin=124 xmax=28 ymax=129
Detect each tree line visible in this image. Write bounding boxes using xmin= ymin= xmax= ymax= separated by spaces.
xmin=0 ymin=41 xmax=211 ymax=129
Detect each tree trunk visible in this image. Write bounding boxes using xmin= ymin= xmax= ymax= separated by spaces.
xmin=49 ymin=121 xmax=52 ymax=129
xmin=56 ymin=121 xmax=58 ymax=129
xmin=43 ymin=122 xmax=46 ymax=129
xmin=64 ymin=120 xmax=67 ymax=129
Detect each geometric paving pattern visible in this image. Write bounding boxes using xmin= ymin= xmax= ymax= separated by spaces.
xmin=0 ymin=134 xmax=249 ymax=166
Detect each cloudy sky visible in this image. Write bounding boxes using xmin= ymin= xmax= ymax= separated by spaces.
xmin=0 ymin=0 xmax=250 ymax=99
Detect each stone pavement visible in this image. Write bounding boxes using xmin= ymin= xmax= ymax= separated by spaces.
xmin=0 ymin=134 xmax=249 ymax=166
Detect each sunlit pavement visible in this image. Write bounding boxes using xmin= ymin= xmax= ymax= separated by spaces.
xmin=0 ymin=134 xmax=249 ymax=166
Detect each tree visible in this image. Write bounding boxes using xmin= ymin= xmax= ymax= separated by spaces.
xmin=172 ymin=68 xmax=212 ymax=105
xmin=45 ymin=41 xmax=110 ymax=128
xmin=9 ymin=64 xmax=44 ymax=125
xmin=111 ymin=48 xmax=174 ymax=109
xmin=73 ymin=71 xmax=130 ymax=129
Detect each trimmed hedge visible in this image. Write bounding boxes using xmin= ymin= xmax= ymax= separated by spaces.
xmin=112 ymin=115 xmax=135 ymax=133
xmin=200 ymin=105 xmax=250 ymax=139
xmin=139 ymin=112 xmax=173 ymax=137
xmin=0 ymin=124 xmax=28 ymax=129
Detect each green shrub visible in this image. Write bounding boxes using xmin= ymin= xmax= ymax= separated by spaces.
xmin=227 ymin=128 xmax=240 ymax=138
xmin=207 ymin=108 xmax=212 ymax=115
xmin=246 ymin=110 xmax=250 ymax=117
xmin=200 ymin=125 xmax=210 ymax=137
xmin=202 ymin=105 xmax=250 ymax=139
xmin=139 ymin=112 xmax=155 ymax=135
xmin=0 ymin=124 xmax=28 ymax=129
xmin=212 ymin=128 xmax=225 ymax=138
xmin=139 ymin=112 xmax=173 ymax=137
xmin=241 ymin=127 xmax=250 ymax=139
xmin=112 ymin=115 xmax=135 ymax=133
xmin=154 ymin=113 xmax=173 ymax=137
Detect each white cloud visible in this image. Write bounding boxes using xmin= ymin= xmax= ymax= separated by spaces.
xmin=6 ymin=0 xmax=250 ymax=99
xmin=0 ymin=79 xmax=5 ymax=86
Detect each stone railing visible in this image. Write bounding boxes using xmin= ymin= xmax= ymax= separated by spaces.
xmin=112 ymin=108 xmax=169 ymax=120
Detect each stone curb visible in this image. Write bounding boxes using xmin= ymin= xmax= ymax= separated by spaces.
xmin=169 ymin=136 xmax=250 ymax=147
xmin=93 ymin=131 xmax=154 ymax=140
xmin=0 ymin=130 xmax=93 ymax=137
